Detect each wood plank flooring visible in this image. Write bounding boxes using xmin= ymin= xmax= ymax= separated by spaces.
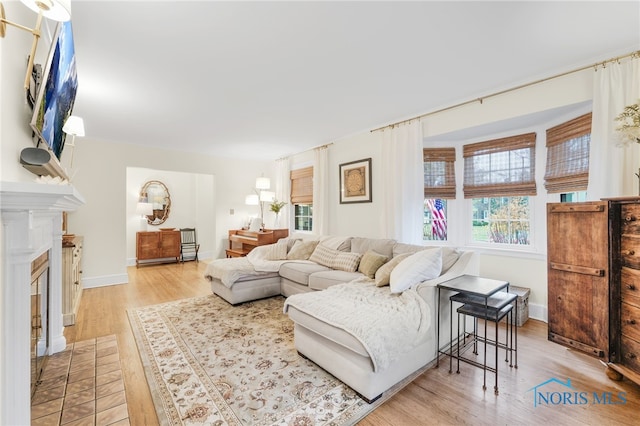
xmin=64 ymin=262 xmax=640 ymax=425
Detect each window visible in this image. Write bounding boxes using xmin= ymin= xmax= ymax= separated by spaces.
xmin=544 ymin=113 xmax=591 ymax=195
xmin=472 ymin=197 xmax=530 ymax=244
xmin=424 ymin=198 xmax=447 ymax=240
xmin=560 ymin=191 xmax=587 ymax=202
xmin=423 ymin=148 xmax=455 ymax=241
xmin=464 ymin=133 xmax=536 ymax=246
xmin=294 ymin=204 xmax=313 ymax=231
xmin=290 ymin=166 xmax=313 ymax=231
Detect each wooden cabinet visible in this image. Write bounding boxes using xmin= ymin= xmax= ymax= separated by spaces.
xmin=547 ymin=201 xmax=610 ymax=358
xmin=136 ymin=230 xmax=181 ymax=267
xmin=62 ymin=236 xmax=83 ymax=326
xmin=547 ymin=198 xmax=640 ymax=386
xmin=226 ymin=229 xmax=289 ymax=257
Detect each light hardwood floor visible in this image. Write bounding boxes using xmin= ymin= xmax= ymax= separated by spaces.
xmin=65 ymin=262 xmax=640 ymax=425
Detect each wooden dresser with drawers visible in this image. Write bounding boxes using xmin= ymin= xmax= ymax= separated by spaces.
xmin=607 ymin=197 xmax=640 ymax=386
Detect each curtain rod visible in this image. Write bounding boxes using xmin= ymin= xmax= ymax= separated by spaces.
xmin=371 ymin=50 xmax=640 ymax=133
xmin=277 ymin=142 xmax=334 ymax=161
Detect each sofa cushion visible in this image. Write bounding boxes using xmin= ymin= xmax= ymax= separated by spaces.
xmin=441 ymin=247 xmax=461 ymax=273
xmin=287 ymin=240 xmax=319 ymax=260
xmin=392 ymin=242 xmax=429 ymax=257
xmin=390 ymin=248 xmax=442 ymax=293
xmin=308 ymin=270 xmax=364 ymax=291
xmin=350 ymin=237 xmax=395 ymax=259
xmin=279 ymin=262 xmax=331 ymax=286
xmin=374 ymin=252 xmax=412 ymax=287
xmin=319 ymin=236 xmax=352 ymax=251
xmin=358 ymin=250 xmax=389 ymax=278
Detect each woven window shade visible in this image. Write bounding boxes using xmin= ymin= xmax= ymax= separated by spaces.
xmin=290 ymin=166 xmax=313 ymax=204
xmin=424 ymin=148 xmax=456 ymax=198
xmin=544 ymin=113 xmax=591 ymax=193
xmin=463 ymin=133 xmax=537 ymax=198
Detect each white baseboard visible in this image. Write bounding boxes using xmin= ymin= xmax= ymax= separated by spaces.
xmin=126 ymin=250 xmax=214 ymax=267
xmin=82 ymin=273 xmax=129 ymax=289
xmin=528 ymin=302 xmax=548 ymax=323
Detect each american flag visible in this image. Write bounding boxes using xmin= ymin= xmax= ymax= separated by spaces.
xmin=427 ymin=198 xmax=447 ymax=240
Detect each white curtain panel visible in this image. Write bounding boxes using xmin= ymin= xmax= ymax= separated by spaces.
xmin=275 ymin=157 xmax=291 ymax=229
xmin=313 ymin=146 xmax=330 ymax=235
xmin=381 ymin=120 xmax=425 ymax=244
xmin=588 ymin=56 xmax=640 ymax=199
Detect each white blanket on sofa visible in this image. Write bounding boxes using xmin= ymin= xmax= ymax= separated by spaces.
xmin=283 ymin=278 xmax=431 ymax=372
xmin=204 ymin=244 xmax=311 ymax=288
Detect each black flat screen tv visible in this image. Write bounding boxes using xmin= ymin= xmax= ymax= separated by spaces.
xmin=30 ymin=20 xmax=78 ymax=160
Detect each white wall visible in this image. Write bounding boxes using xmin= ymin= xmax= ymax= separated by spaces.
xmin=67 ymin=139 xmax=273 ymax=286
xmin=298 ymin=67 xmax=599 ymax=321
xmin=125 ymin=167 xmax=215 ymax=267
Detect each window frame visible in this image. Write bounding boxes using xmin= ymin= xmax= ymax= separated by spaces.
xmin=290 ymin=166 xmax=313 ymax=232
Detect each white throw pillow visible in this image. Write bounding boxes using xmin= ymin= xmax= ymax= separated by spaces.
xmin=389 ymin=248 xmax=443 ymax=293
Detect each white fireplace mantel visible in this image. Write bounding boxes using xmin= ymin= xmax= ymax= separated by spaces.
xmin=1 ymin=181 xmax=85 ymax=426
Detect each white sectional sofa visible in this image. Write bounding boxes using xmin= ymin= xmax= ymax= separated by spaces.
xmin=204 ymin=235 xmax=478 ymax=403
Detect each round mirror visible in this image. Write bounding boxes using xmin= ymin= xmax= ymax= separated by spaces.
xmin=140 ymin=180 xmax=171 ymax=225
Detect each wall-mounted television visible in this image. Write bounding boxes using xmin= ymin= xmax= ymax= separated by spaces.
xmin=30 ymin=20 xmax=78 ymax=160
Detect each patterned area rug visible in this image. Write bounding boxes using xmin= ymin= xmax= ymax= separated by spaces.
xmin=128 ymin=294 xmax=416 ymax=426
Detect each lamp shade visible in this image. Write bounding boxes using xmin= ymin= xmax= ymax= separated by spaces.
xmin=259 ymin=190 xmax=275 ymax=202
xmin=62 ymin=116 xmax=85 ymax=137
xmin=245 ymin=194 xmax=259 ymax=205
xmin=255 ymin=176 xmax=271 ymax=190
xmin=20 ymin=0 xmax=71 ymax=22
xmin=136 ymin=202 xmax=153 ymax=216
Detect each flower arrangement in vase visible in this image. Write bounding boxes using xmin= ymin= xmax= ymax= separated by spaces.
xmin=270 ymin=199 xmax=287 ymax=228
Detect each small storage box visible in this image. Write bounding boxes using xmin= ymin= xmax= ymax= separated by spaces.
xmin=508 ymin=286 xmax=530 ymax=326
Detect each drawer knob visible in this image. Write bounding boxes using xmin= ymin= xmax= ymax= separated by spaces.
xmin=623 ymin=250 xmax=636 ymax=256
xmin=626 ymin=319 xmax=637 ymax=325
xmin=625 ymin=215 xmax=637 ymax=222
xmin=627 ymin=284 xmax=637 ymax=291
xmin=625 ymin=352 xmax=637 ymax=360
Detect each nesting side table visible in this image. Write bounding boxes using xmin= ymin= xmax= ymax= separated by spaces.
xmin=436 ymin=275 xmax=515 ymax=393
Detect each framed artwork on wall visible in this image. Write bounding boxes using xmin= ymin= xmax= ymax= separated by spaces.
xmin=339 ymin=158 xmax=372 ymax=204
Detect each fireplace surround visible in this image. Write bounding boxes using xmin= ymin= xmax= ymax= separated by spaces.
xmin=1 ymin=181 xmax=84 ymax=426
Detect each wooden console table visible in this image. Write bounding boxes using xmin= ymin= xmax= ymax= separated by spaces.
xmin=226 ymin=228 xmax=289 ymax=257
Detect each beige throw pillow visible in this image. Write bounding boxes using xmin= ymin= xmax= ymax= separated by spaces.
xmin=358 ymin=250 xmax=389 ymax=278
xmin=286 ymin=240 xmax=319 ymax=260
xmin=374 ymin=253 xmax=411 ymax=287
xmin=308 ymin=244 xmax=336 ymax=267
xmin=331 ymin=251 xmax=363 ymax=272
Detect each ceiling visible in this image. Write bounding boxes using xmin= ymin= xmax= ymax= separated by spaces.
xmin=59 ymin=1 xmax=640 ymax=160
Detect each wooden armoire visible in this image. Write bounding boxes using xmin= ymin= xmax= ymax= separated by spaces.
xmin=547 ymin=198 xmax=640 ymax=385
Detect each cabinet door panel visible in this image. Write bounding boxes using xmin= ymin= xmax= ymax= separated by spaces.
xmin=547 ymin=201 xmax=609 ymax=358
xmin=160 ymin=231 xmax=181 ymax=257
xmin=138 ymin=233 xmax=160 ymax=259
